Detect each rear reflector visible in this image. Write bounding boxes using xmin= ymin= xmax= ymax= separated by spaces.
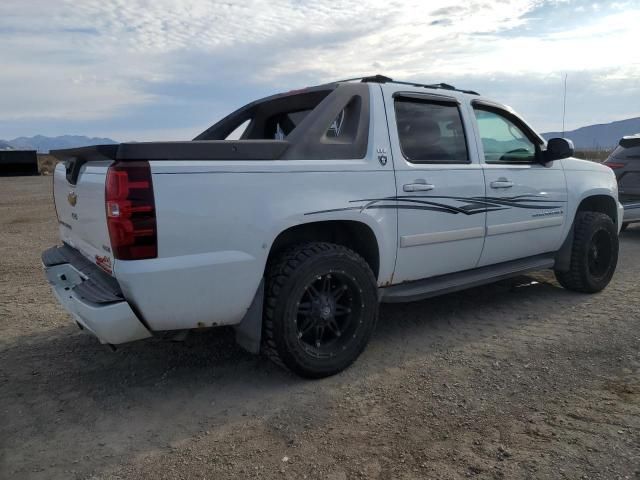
xmin=605 ymin=162 xmax=626 ymax=170
xmin=105 ymin=161 xmax=157 ymax=260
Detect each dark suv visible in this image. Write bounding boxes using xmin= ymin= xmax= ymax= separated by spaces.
xmin=605 ymin=135 xmax=640 ymax=231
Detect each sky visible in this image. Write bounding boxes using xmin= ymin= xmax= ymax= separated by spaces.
xmin=0 ymin=0 xmax=639 ymax=141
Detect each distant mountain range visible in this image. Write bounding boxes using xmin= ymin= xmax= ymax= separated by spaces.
xmin=0 ymin=135 xmax=117 ymax=153
xmin=1 ymin=117 xmax=639 ymax=154
xmin=542 ymin=117 xmax=640 ymax=150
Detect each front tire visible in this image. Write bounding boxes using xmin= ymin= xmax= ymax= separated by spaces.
xmin=262 ymin=242 xmax=378 ymax=378
xmin=555 ymin=212 xmax=618 ymax=293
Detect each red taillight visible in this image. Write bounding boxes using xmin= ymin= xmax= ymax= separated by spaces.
xmin=105 ymin=161 xmax=157 ymax=260
xmin=605 ymin=162 xmax=626 ymax=170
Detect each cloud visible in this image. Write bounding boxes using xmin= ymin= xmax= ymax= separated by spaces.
xmin=0 ymin=0 xmax=638 ymax=139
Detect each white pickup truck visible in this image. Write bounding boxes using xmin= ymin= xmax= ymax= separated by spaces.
xmin=44 ymin=75 xmax=623 ymax=378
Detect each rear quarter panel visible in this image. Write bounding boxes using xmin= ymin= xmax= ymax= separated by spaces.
xmin=115 ymin=165 xmax=396 ymax=331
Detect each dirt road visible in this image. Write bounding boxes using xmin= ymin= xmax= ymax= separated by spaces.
xmin=1 ymin=176 xmax=639 ymax=479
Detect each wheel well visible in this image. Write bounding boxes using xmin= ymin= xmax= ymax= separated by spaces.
xmin=555 ymin=194 xmax=618 ymax=272
xmin=267 ymin=221 xmax=380 ymax=279
xmin=577 ymin=195 xmax=618 ymax=226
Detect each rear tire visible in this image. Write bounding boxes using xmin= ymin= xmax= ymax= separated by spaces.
xmin=555 ymin=212 xmax=618 ymax=293
xmin=262 ymin=242 xmax=378 ymax=378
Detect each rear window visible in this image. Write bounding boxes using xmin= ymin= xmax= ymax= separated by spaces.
xmin=394 ymin=98 xmax=469 ymax=163
xmin=623 ymin=146 xmax=640 ymax=159
xmin=609 ymin=145 xmax=640 ymax=161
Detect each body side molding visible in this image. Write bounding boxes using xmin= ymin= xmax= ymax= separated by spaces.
xmin=486 ymin=216 xmax=564 ymax=236
xmin=400 ymin=226 xmax=485 ymax=247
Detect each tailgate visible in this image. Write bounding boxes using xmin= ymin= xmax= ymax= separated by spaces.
xmin=52 ymin=146 xmax=117 ymax=274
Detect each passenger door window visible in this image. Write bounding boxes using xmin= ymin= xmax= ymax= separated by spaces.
xmin=395 ymin=98 xmax=469 ymax=164
xmin=473 ymin=108 xmax=537 ymax=164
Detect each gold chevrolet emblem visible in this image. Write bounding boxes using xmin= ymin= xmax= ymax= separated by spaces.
xmin=67 ymin=191 xmax=77 ymax=207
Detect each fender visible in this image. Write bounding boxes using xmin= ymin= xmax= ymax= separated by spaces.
xmin=555 ymin=190 xmax=621 ymax=272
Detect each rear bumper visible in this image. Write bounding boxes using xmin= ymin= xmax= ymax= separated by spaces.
xmin=42 ymin=245 xmax=152 ymax=345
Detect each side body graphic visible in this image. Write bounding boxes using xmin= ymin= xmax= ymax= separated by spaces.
xmin=305 ymin=195 xmax=563 ymax=216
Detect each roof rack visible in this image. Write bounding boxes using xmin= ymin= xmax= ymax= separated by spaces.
xmin=335 ymin=74 xmax=480 ymax=96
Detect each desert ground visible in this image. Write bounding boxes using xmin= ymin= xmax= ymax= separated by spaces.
xmin=1 ymin=176 xmax=639 ymax=479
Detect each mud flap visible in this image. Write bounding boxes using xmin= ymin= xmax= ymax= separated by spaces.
xmin=233 ymin=279 xmax=264 ymax=354
xmin=554 ymin=222 xmax=575 ymax=272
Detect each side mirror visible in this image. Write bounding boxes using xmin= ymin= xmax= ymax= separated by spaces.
xmin=543 ymin=137 xmax=574 ymax=163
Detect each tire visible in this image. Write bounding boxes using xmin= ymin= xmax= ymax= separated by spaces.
xmin=620 ymin=222 xmax=629 ymax=232
xmin=262 ymin=242 xmax=378 ymax=378
xmin=555 ymin=212 xmax=619 ymax=293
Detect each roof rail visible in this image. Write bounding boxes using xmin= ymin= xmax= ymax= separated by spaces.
xmin=335 ymin=74 xmax=480 ymax=96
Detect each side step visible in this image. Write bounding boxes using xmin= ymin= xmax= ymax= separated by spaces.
xmin=380 ymin=254 xmax=555 ymax=303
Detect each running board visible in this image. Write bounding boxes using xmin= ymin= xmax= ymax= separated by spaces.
xmin=380 ymin=254 xmax=555 ymax=303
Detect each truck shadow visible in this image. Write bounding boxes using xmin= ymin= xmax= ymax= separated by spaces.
xmin=3 ymin=272 xmax=576 ymax=397
xmin=621 ymin=223 xmax=640 ymax=237
xmin=0 ymin=271 xmax=600 ymax=478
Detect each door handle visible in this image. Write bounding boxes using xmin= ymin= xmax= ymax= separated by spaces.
xmin=403 ymin=182 xmax=435 ymax=192
xmin=490 ymin=178 xmax=514 ymax=189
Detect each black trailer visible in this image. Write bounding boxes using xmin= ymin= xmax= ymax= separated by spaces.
xmin=0 ymin=150 xmax=39 ymax=176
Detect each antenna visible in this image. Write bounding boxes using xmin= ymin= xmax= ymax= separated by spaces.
xmin=562 ymin=73 xmax=568 ymax=137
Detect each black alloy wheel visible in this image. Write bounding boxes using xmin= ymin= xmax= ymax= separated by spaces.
xmin=555 ymin=211 xmax=618 ymax=293
xmin=263 ymin=242 xmax=378 ymax=378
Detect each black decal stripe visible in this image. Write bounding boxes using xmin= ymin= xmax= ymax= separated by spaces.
xmin=304 ymin=206 xmax=364 ymax=215
xmin=501 ymin=195 xmax=565 ymax=201
xmin=461 ymin=202 xmax=497 ymax=211
xmin=367 ymin=196 xmax=559 ymax=211
xmin=355 ymin=194 xmax=563 ymax=206
xmin=469 ymin=199 xmax=563 ymax=210
xmin=305 ymin=204 xmax=506 ymax=216
xmin=306 ymin=194 xmax=565 ymax=216
xmin=367 ymin=204 xmax=466 ymax=214
xmin=383 ymin=198 xmax=508 ymax=215
xmin=477 ymin=196 xmax=563 ymax=204
xmin=347 ymin=196 xmax=503 ymax=215
xmin=373 ymin=198 xmax=476 ymax=215
xmin=305 ymin=204 xmax=463 ymax=216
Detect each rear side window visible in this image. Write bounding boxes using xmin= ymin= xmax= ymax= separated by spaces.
xmin=394 ymin=98 xmax=469 ymax=163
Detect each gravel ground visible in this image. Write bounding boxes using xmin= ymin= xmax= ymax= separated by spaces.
xmin=1 ymin=176 xmax=639 ymax=480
